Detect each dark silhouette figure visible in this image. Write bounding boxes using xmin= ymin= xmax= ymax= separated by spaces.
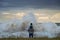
xmin=28 ymin=23 xmax=34 ymax=38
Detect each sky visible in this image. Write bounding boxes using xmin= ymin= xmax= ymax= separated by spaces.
xmin=0 ymin=0 xmax=60 ymax=23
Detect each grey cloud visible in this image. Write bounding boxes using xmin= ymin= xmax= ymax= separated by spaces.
xmin=0 ymin=0 xmax=60 ymax=9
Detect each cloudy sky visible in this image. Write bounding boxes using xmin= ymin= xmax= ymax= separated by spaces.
xmin=0 ymin=0 xmax=60 ymax=23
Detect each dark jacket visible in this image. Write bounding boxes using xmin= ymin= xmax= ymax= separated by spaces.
xmin=28 ymin=25 xmax=34 ymax=33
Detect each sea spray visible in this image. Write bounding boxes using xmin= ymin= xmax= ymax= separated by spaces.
xmin=0 ymin=13 xmax=60 ymax=38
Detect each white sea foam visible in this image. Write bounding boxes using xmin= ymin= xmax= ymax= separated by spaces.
xmin=0 ymin=13 xmax=60 ymax=38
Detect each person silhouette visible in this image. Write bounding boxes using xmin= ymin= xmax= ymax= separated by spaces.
xmin=28 ymin=23 xmax=34 ymax=38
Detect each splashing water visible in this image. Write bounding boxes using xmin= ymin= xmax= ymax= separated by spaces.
xmin=0 ymin=12 xmax=60 ymax=38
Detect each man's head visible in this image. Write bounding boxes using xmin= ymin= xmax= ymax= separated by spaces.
xmin=30 ymin=23 xmax=32 ymax=25
xmin=29 ymin=23 xmax=33 ymax=29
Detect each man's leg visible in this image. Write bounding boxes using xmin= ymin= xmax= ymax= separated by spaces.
xmin=29 ymin=33 xmax=31 ymax=38
xmin=32 ymin=33 xmax=33 ymax=38
xmin=29 ymin=33 xmax=33 ymax=38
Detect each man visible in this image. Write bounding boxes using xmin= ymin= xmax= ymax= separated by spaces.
xmin=28 ymin=23 xmax=34 ymax=38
